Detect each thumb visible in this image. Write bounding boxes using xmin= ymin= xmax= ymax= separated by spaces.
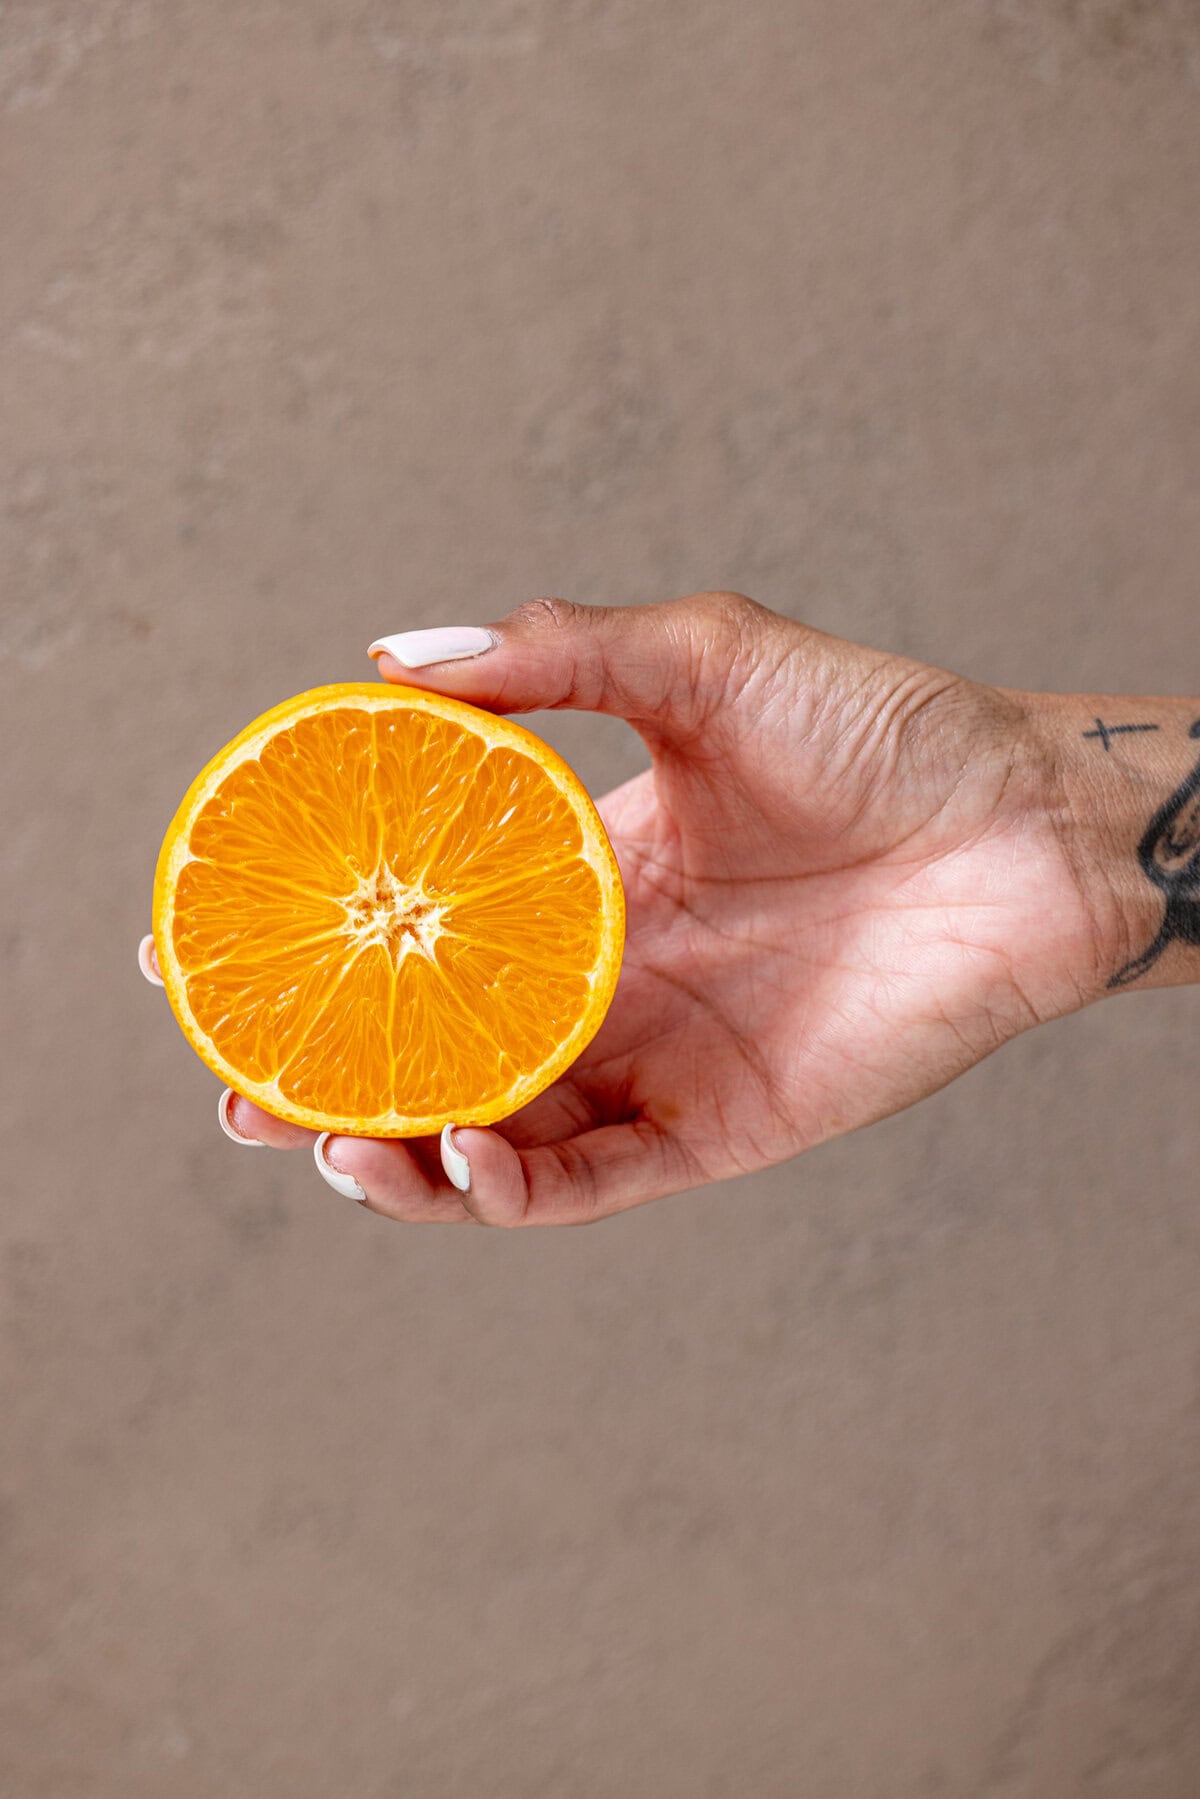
xmin=367 ymin=593 xmax=768 ymax=750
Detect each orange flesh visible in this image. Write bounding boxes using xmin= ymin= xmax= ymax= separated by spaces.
xmin=155 ymin=689 xmax=624 ymax=1134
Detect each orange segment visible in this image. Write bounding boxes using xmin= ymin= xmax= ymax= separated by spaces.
xmin=152 ymin=684 xmax=624 ymax=1135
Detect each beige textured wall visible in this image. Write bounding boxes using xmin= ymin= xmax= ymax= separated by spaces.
xmin=3 ymin=3 xmax=1200 ymax=1794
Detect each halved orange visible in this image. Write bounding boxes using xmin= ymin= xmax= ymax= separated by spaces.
xmin=152 ymin=683 xmax=624 ymax=1136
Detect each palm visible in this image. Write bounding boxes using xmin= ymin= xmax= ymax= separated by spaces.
xmin=517 ymin=666 xmax=1086 ymax=1189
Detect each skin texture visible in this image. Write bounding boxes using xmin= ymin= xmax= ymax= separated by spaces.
xmin=146 ymin=593 xmax=1199 ymax=1227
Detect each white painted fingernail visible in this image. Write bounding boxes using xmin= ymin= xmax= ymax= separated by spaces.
xmin=367 ymin=626 xmax=497 ymax=668
xmin=314 ymin=1132 xmax=367 ymax=1202
xmin=440 ymin=1123 xmax=471 ymax=1193
xmin=138 ymin=933 xmax=164 ymax=986
xmin=218 ymin=1087 xmax=265 ymax=1147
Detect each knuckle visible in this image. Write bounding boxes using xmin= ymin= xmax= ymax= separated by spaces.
xmin=679 ymin=593 xmax=773 ymax=679
xmin=550 ymin=1138 xmax=603 ymax=1218
xmin=688 ymin=590 xmax=764 ymax=640
xmin=668 ymin=592 xmax=773 ymax=730
xmin=508 ymin=595 xmax=581 ymax=634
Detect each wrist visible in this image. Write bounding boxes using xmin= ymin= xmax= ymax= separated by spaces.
xmin=1016 ymin=691 xmax=1200 ymax=1001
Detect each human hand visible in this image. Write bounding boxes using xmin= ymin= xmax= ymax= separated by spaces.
xmin=142 ymin=593 xmax=1198 ymax=1225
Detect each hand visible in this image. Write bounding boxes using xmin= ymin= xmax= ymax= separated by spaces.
xmin=142 ymin=593 xmax=1185 ymax=1226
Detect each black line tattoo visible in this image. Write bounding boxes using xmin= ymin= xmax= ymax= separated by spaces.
xmin=1109 ymin=720 xmax=1200 ymax=988
xmin=1083 ymin=718 xmax=1160 ymax=752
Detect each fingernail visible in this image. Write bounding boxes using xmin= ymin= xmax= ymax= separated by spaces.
xmin=138 ymin=933 xmax=164 ymax=986
xmin=218 ymin=1087 xmax=265 ymax=1147
xmin=367 ymin=626 xmax=496 ymax=669
xmin=314 ymin=1132 xmax=367 ymax=1202
xmin=440 ymin=1123 xmax=471 ymax=1193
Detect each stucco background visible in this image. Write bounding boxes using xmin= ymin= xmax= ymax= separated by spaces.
xmin=3 ymin=2 xmax=1200 ymax=1794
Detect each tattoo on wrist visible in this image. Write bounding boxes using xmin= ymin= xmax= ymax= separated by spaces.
xmin=1082 ymin=718 xmax=1160 ymax=752
xmin=1109 ymin=720 xmax=1200 ymax=988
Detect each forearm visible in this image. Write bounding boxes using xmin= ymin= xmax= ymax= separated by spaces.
xmin=1019 ymin=691 xmax=1200 ymax=997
